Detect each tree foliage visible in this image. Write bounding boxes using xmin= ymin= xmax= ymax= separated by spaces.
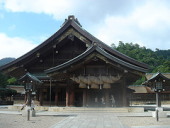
xmin=7 ymin=77 xmax=17 ymax=85
xmin=0 ymin=73 xmax=17 ymax=100
xmin=112 ymin=41 xmax=170 ymax=73
xmin=0 ymin=88 xmax=17 ymax=100
xmin=0 ymin=73 xmax=8 ymax=88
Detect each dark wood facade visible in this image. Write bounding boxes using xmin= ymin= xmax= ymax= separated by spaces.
xmin=0 ymin=15 xmax=149 ymax=107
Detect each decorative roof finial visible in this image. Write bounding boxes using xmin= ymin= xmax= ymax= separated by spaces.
xmin=61 ymin=15 xmax=82 ymax=27
xmin=68 ymin=15 xmax=75 ymax=20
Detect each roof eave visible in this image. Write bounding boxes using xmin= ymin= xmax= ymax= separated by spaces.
xmin=45 ymin=45 xmax=148 ymax=74
xmin=0 ymin=20 xmax=73 ymax=71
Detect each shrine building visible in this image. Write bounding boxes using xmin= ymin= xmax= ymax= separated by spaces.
xmin=0 ymin=15 xmax=149 ymax=107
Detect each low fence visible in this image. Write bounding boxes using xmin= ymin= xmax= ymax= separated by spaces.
xmin=129 ymin=93 xmax=170 ymax=105
xmin=0 ymin=101 xmax=14 ymax=105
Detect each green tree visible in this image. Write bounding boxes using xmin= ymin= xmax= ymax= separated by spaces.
xmin=133 ymin=76 xmax=146 ymax=85
xmin=0 ymin=88 xmax=17 ymax=100
xmin=0 ymin=73 xmax=8 ymax=88
xmin=111 ymin=42 xmax=170 ymax=73
xmin=153 ymin=60 xmax=170 ymax=73
xmin=7 ymin=77 xmax=17 ymax=85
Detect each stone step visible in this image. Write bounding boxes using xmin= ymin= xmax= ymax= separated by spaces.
xmin=50 ymin=107 xmax=129 ymax=113
xmin=8 ymin=106 xmax=144 ymax=113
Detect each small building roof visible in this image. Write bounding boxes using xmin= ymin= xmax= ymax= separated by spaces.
xmin=143 ymin=72 xmax=170 ymax=87
xmin=19 ymin=72 xmax=43 ymax=84
xmin=146 ymin=73 xmax=170 ymax=80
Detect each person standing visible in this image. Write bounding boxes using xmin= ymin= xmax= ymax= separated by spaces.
xmin=95 ymin=97 xmax=98 ymax=107
xmin=101 ymin=97 xmax=105 ymax=107
xmin=110 ymin=95 xmax=115 ymax=107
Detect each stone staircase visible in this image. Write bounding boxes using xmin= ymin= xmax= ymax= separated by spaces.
xmin=48 ymin=107 xmax=144 ymax=113
xmin=62 ymin=107 xmax=129 ymax=113
xmin=8 ymin=105 xmax=144 ymax=113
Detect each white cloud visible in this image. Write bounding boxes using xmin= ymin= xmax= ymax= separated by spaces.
xmin=0 ymin=33 xmax=37 ymax=59
xmin=3 ymin=0 xmax=77 ymax=20
xmin=131 ymin=1 xmax=170 ymax=30
xmin=93 ymin=0 xmax=170 ymax=50
xmin=1 ymin=0 xmax=139 ymax=21
xmin=1 ymin=0 xmax=170 ymax=50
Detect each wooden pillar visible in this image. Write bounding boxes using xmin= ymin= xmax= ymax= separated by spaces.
xmin=55 ymin=88 xmax=59 ymax=106
xmin=69 ymin=87 xmax=75 ymax=106
xmin=122 ymin=77 xmax=127 ymax=107
xmin=39 ymin=89 xmax=43 ymax=106
xmin=105 ymin=89 xmax=110 ymax=107
xmin=66 ymin=86 xmax=69 ymax=107
xmin=86 ymin=90 xmax=89 ymax=107
xmin=83 ymin=89 xmax=87 ymax=107
xmin=66 ymin=81 xmax=75 ymax=107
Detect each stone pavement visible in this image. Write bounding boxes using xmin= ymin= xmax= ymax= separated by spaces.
xmin=50 ymin=113 xmax=125 ymax=128
xmin=1 ymin=107 xmax=170 ymax=128
xmin=132 ymin=126 xmax=170 ymax=128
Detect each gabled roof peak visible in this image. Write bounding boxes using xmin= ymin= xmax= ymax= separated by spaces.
xmin=68 ymin=15 xmax=75 ymax=20
xmin=61 ymin=15 xmax=82 ymax=27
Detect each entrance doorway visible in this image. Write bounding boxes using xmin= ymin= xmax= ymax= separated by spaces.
xmin=75 ymin=92 xmax=83 ymax=107
xmin=88 ymin=90 xmax=106 ymax=107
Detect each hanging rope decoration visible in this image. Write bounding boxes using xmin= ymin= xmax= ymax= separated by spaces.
xmin=71 ymin=75 xmax=121 ymax=89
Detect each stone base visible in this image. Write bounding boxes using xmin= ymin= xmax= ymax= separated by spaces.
xmin=21 ymin=107 xmax=36 ymax=117
xmin=152 ymin=107 xmax=167 ymax=118
xmin=31 ymin=110 xmax=36 ymax=117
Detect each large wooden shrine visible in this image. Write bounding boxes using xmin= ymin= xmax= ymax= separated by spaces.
xmin=0 ymin=15 xmax=149 ymax=107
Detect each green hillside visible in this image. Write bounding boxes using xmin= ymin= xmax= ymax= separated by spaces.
xmin=111 ymin=41 xmax=170 ymax=73
xmin=0 ymin=58 xmax=15 ymax=67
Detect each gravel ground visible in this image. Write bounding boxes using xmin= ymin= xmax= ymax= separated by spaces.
xmin=0 ymin=114 xmax=66 ymax=128
xmin=119 ymin=116 xmax=170 ymax=127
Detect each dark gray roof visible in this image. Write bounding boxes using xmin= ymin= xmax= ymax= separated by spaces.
xmin=0 ymin=15 xmax=149 ymax=72
xmin=143 ymin=72 xmax=170 ymax=86
xmin=19 ymin=72 xmax=43 ymax=84
xmin=147 ymin=72 xmax=170 ymax=82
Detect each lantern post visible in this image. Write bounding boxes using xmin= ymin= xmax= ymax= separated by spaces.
xmin=24 ymin=81 xmax=33 ymax=121
xmin=153 ymin=79 xmax=164 ymax=121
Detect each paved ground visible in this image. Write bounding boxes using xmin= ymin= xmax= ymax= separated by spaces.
xmin=0 ymin=114 xmax=65 ymax=128
xmin=119 ymin=116 xmax=170 ymax=128
xmin=1 ymin=106 xmax=170 ymax=128
xmin=50 ymin=113 xmax=125 ymax=128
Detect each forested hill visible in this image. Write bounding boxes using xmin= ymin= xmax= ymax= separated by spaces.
xmin=0 ymin=58 xmax=15 ymax=67
xmin=111 ymin=41 xmax=170 ymax=73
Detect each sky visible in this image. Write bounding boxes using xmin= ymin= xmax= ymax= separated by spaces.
xmin=0 ymin=0 xmax=170 ymax=59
